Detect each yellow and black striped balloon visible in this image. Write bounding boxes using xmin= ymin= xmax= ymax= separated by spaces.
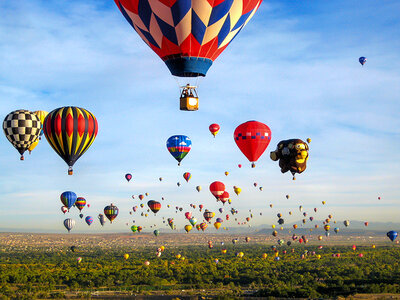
xmin=43 ymin=107 xmax=98 ymax=175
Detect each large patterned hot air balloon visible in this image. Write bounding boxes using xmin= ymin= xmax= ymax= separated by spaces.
xmin=60 ymin=191 xmax=77 ymax=211
xmin=114 ymin=0 xmax=263 ymax=110
xmin=64 ymin=218 xmax=75 ymax=232
xmin=148 ymin=200 xmax=161 ymax=214
xmin=234 ymin=121 xmax=271 ymax=167
xmin=270 ymin=139 xmax=309 ymax=180
xmin=104 ymin=204 xmax=119 ymax=223
xmin=75 ymin=197 xmax=86 ymax=211
xmin=3 ymin=110 xmax=42 ymax=160
xmin=210 ymin=181 xmax=225 ymax=199
xmin=166 ymin=135 xmax=192 ymax=165
xmin=43 ymin=107 xmax=98 ymax=175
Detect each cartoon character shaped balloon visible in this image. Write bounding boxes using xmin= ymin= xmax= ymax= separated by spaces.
xmin=270 ymin=139 xmax=309 ymax=180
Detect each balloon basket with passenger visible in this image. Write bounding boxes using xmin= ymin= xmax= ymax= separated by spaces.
xmin=179 ymin=84 xmax=199 ymax=111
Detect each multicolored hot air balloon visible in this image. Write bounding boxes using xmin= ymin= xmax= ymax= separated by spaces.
xmin=234 ymin=121 xmax=271 ymax=167
xmin=204 ymin=210 xmax=215 ymax=222
xmin=64 ymin=218 xmax=75 ymax=232
xmin=60 ymin=191 xmax=77 ymax=211
xmin=3 ymin=110 xmax=42 ymax=160
xmin=85 ymin=216 xmax=93 ymax=226
xmin=104 ymin=204 xmax=119 ymax=223
xmin=61 ymin=206 xmax=68 ymax=214
xmin=43 ymin=107 xmax=98 ymax=175
xmin=183 ymin=172 xmax=191 ymax=182
xmin=166 ymin=135 xmax=191 ymax=165
xmin=33 ymin=110 xmax=48 ymax=138
xmin=114 ymin=0 xmax=263 ymax=110
xmin=75 ymin=197 xmax=86 ymax=211
xmin=209 ymin=124 xmax=220 ymax=137
xmin=148 ymin=200 xmax=161 ymax=214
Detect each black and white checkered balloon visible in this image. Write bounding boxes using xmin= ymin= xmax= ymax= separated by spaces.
xmin=3 ymin=109 xmax=41 ymax=160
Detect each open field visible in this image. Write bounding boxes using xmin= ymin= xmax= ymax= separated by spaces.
xmin=0 ymin=232 xmax=399 ymax=299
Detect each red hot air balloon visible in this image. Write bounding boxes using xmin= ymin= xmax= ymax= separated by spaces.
xmin=185 ymin=212 xmax=192 ymax=220
xmin=209 ymin=124 xmax=220 ymax=138
xmin=218 ymin=191 xmax=229 ymax=205
xmin=234 ymin=121 xmax=271 ymax=167
xmin=183 ymin=172 xmax=191 ymax=182
xmin=210 ymin=181 xmax=225 ymax=199
xmin=139 ymin=194 xmax=144 ymax=200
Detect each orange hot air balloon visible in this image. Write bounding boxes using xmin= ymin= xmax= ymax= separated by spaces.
xmin=364 ymin=222 xmax=369 ymax=226
xmin=209 ymin=124 xmax=220 ymax=137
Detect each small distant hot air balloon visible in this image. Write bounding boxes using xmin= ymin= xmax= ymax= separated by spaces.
xmin=218 ymin=191 xmax=229 ymax=205
xmin=64 ymin=218 xmax=75 ymax=233
xmin=189 ymin=217 xmax=197 ymax=226
xmin=75 ymin=197 xmax=86 ymax=212
xmin=200 ymin=222 xmax=208 ymax=231
xmin=234 ymin=121 xmax=271 ymax=168
xmin=183 ymin=172 xmax=191 ymax=182
xmin=184 ymin=225 xmax=192 ymax=233
xmin=209 ymin=124 xmax=220 ymax=138
xmin=343 ymin=220 xmax=350 ymax=227
xmin=214 ymin=222 xmax=221 ymax=230
xmin=125 ymin=173 xmax=132 ymax=182
xmin=387 ymin=231 xmax=398 ymax=242
xmin=85 ymin=216 xmax=93 ymax=226
xmin=98 ymin=214 xmax=106 ymax=226
xmin=203 ymin=211 xmax=215 ymax=222
xmin=76 ymin=257 xmax=82 ymax=264
xmin=359 ymin=56 xmax=367 ymax=66
xmin=364 ymin=222 xmax=369 ymax=227
xmin=234 ymin=186 xmax=241 ymax=196
xmin=153 ymin=230 xmax=160 ymax=237
xmin=61 ymin=206 xmax=68 ymax=214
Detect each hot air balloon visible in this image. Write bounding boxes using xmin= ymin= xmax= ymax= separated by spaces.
xmin=76 ymin=257 xmax=82 ymax=264
xmin=166 ymin=135 xmax=191 ymax=165
xmin=33 ymin=110 xmax=49 ymax=139
xmin=137 ymin=226 xmax=143 ymax=232
xmin=85 ymin=216 xmax=93 ymax=226
xmin=203 ymin=211 xmax=215 ymax=222
xmin=114 ymin=0 xmax=263 ymax=110
xmin=334 ymin=227 xmax=339 ymax=234
xmin=75 ymin=197 xmax=86 ymax=211
xmin=3 ymin=110 xmax=42 ymax=160
xmin=60 ymin=191 xmax=77 ymax=211
xmin=64 ymin=218 xmax=75 ymax=232
xmin=218 ymin=191 xmax=229 ymax=205
xmin=189 ymin=217 xmax=197 ymax=226
xmin=270 ymin=139 xmax=309 ymax=180
xmin=210 ymin=181 xmax=225 ymax=199
xmin=272 ymin=231 xmax=278 ymax=237
xmin=324 ymin=225 xmax=330 ymax=232
xmin=200 ymin=222 xmax=208 ymax=231
xmin=209 ymin=124 xmax=220 ymax=137
xmin=43 ymin=107 xmax=98 ymax=175
xmin=364 ymin=222 xmax=369 ymax=227
xmin=237 ymin=252 xmax=244 ymax=258
xmin=196 ymin=186 xmax=202 ymax=192
xmin=234 ymin=121 xmax=271 ymax=167
xmin=359 ymin=56 xmax=367 ymax=66
xmin=153 ymin=229 xmax=160 ymax=236
xmin=125 ymin=173 xmax=132 ymax=182
xmin=234 ymin=186 xmax=241 ymax=196
xmin=28 ymin=138 xmax=39 ymax=154
xmin=61 ymin=206 xmax=68 ymax=214
xmin=387 ymin=231 xmax=398 ymax=242
xmin=124 ymin=254 xmax=129 ymax=260
xmin=104 ymin=204 xmax=119 ymax=223
xmin=185 ymin=212 xmax=192 ymax=219
xmin=183 ymin=172 xmax=191 ymax=182
xmin=148 ymin=200 xmax=161 ymax=214
xmin=98 ymin=214 xmax=106 ymax=226
xmin=131 ymin=225 xmax=138 ymax=233
xmin=214 ymin=222 xmax=221 ymax=230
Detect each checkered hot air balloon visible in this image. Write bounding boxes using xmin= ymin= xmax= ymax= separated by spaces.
xmin=114 ymin=0 xmax=263 ymax=77
xmin=43 ymin=107 xmax=98 ymax=175
xmin=3 ymin=110 xmax=42 ymax=160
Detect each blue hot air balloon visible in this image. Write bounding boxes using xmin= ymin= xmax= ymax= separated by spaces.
xmin=387 ymin=231 xmax=398 ymax=242
xmin=85 ymin=216 xmax=94 ymax=226
xmin=60 ymin=191 xmax=77 ymax=211
xmin=166 ymin=135 xmax=192 ymax=165
xmin=359 ymin=57 xmax=367 ymax=66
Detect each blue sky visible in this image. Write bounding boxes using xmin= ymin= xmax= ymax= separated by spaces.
xmin=0 ymin=0 xmax=399 ymax=233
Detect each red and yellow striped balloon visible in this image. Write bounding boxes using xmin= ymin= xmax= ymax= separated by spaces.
xmin=43 ymin=107 xmax=98 ymax=175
